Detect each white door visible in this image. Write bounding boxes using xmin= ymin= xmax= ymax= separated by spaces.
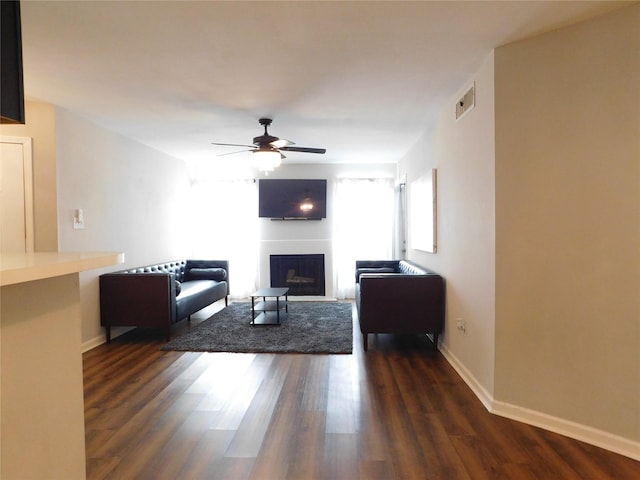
xmin=0 ymin=136 xmax=34 ymax=254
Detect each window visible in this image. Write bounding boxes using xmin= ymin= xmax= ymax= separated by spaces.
xmin=333 ymin=178 xmax=394 ymax=299
xmin=190 ymin=179 xmax=259 ymax=298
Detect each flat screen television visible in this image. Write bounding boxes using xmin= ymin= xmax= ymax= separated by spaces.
xmin=259 ymin=179 xmax=327 ymax=219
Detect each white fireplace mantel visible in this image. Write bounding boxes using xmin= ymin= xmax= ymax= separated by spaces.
xmin=259 ymin=239 xmax=334 ymax=299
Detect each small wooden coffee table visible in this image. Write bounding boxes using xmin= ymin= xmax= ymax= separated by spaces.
xmin=250 ymin=287 xmax=289 ymax=325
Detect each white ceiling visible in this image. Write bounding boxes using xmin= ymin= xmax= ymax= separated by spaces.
xmin=19 ymin=0 xmax=631 ymax=166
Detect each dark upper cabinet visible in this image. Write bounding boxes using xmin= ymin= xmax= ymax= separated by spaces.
xmin=1 ymin=0 xmax=25 ymax=124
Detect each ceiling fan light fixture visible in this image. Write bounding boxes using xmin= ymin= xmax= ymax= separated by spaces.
xmin=211 ymin=118 xmax=325 ymax=169
xmin=253 ymin=149 xmax=282 ymax=172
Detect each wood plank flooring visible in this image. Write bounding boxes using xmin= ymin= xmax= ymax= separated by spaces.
xmin=83 ymin=301 xmax=639 ymax=479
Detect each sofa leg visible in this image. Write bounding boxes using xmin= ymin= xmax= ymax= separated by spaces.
xmin=363 ymin=333 xmax=368 ymax=351
xmin=433 ymin=333 xmax=439 ymax=350
xmin=225 ymin=296 xmax=228 ymax=307
xmin=105 ymin=326 xmax=111 ymax=343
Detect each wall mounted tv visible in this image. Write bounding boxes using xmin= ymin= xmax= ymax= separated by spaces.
xmin=259 ymin=179 xmax=327 ymax=220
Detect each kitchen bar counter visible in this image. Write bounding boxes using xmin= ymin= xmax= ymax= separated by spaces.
xmin=1 ymin=251 xmax=123 ymax=479
xmin=0 ymin=251 xmax=124 ymax=286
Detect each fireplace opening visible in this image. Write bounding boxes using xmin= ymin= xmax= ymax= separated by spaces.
xmin=270 ymin=254 xmax=325 ymax=296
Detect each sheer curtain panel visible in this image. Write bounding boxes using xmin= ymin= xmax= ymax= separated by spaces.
xmin=190 ymin=179 xmax=259 ymax=298
xmin=393 ymin=182 xmax=407 ymax=259
xmin=333 ymin=178 xmax=394 ymax=299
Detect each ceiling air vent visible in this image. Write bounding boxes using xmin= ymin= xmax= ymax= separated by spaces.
xmin=455 ymin=83 xmax=475 ymax=120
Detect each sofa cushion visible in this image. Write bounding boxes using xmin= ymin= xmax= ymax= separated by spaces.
xmin=177 ymin=279 xmax=215 ymax=298
xmin=185 ymin=267 xmax=227 ymax=282
xmin=175 ymin=280 xmax=182 ymax=295
xmin=175 ymin=280 xmax=228 ymax=321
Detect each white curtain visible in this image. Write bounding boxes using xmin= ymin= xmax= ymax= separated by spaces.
xmin=190 ymin=178 xmax=259 ymax=298
xmin=393 ymin=182 xmax=407 ymax=259
xmin=333 ymin=178 xmax=394 ymax=299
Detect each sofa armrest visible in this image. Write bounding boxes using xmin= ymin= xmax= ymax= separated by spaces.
xmin=355 ymin=260 xmax=399 ymax=283
xmin=99 ymin=273 xmax=174 ymax=331
xmin=357 ymin=273 xmax=444 ymax=334
xmin=355 ymin=260 xmax=400 ymax=269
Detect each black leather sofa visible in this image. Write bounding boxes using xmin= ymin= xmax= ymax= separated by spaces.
xmin=355 ymin=259 xmax=444 ymax=351
xmin=100 ymin=259 xmax=229 ymax=341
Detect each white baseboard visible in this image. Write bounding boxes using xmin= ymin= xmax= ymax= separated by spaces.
xmin=492 ymin=400 xmax=640 ymax=461
xmin=439 ymin=343 xmax=494 ymax=411
xmin=81 ymin=326 xmax=134 ymax=353
xmin=81 ymin=335 xmax=105 ymax=353
xmin=438 ymin=343 xmax=640 ymax=461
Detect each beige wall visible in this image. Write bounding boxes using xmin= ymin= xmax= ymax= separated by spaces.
xmin=399 ymin=52 xmax=497 ymax=404
xmin=2 ymin=104 xmax=193 ymax=348
xmin=494 ymin=3 xmax=639 ymax=447
xmin=54 ymin=108 xmax=193 ymax=347
xmin=0 ymin=101 xmax=58 ymax=251
xmin=399 ymin=3 xmax=639 ymax=458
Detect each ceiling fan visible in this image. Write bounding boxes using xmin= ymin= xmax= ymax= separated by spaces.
xmin=211 ymin=118 xmax=326 ymax=172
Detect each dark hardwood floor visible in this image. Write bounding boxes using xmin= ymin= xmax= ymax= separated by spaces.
xmin=83 ymin=301 xmax=639 ymax=479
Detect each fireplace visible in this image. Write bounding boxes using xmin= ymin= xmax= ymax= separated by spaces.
xmin=270 ymin=254 xmax=325 ymax=296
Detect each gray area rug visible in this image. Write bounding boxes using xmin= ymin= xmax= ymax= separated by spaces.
xmin=162 ymin=301 xmax=353 ymax=354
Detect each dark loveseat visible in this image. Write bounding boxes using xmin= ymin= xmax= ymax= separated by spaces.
xmin=355 ymin=260 xmax=444 ymax=351
xmin=100 ymin=259 xmax=229 ymax=341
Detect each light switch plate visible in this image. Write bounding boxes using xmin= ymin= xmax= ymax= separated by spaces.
xmin=73 ymin=209 xmax=84 ymax=229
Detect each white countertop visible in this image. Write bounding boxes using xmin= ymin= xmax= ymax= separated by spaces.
xmin=0 ymin=251 xmax=124 ymax=286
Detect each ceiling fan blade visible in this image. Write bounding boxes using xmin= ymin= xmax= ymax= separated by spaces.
xmin=213 ymin=119 xmax=323 ymax=161
xmin=270 ymin=138 xmax=294 ymax=148
xmin=211 ymin=142 xmax=255 ymax=148
xmin=217 ymin=149 xmax=255 ymax=157
xmin=280 ymin=146 xmax=326 ymax=154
